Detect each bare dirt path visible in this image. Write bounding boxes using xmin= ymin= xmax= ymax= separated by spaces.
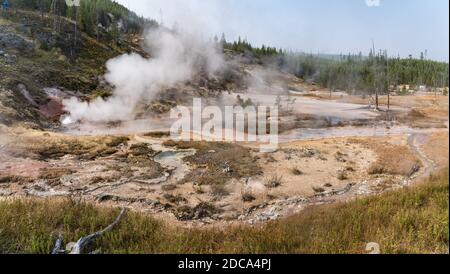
xmin=407 ymin=133 xmax=438 ymax=180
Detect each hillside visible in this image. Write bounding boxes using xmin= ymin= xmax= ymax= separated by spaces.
xmin=10 ymin=0 xmax=154 ymax=35
xmin=0 ymin=7 xmax=246 ymax=127
xmin=2 ymin=4 xmax=447 ymax=127
xmin=0 ymin=8 xmax=127 ymax=126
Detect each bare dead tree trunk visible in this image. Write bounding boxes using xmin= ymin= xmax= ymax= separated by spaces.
xmin=74 ymin=7 xmax=78 ymax=52
xmin=51 ymin=234 xmax=64 ymax=254
xmin=70 ymin=208 xmax=126 ymax=254
xmin=386 ymin=51 xmax=390 ymax=111
xmin=51 ymin=0 xmax=57 ymax=31
xmin=39 ymin=0 xmax=44 ymax=19
xmin=96 ymin=9 xmax=99 ymax=41
xmin=387 ymin=93 xmax=390 ymax=110
xmin=375 ymin=89 xmax=379 ymax=110
xmin=52 ymin=208 xmax=126 ymax=254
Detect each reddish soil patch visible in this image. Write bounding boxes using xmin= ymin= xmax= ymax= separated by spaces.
xmin=39 ymin=97 xmax=64 ymax=120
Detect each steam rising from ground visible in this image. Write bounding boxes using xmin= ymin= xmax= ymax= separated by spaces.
xmin=62 ymin=27 xmax=223 ymax=123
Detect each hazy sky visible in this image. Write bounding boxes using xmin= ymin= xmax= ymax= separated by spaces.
xmin=116 ymin=0 xmax=449 ymax=61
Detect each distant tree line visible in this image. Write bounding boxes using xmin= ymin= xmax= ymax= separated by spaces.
xmin=218 ymin=34 xmax=282 ymax=58
xmin=218 ymin=33 xmax=448 ymax=95
xmin=280 ymin=50 xmax=449 ymax=94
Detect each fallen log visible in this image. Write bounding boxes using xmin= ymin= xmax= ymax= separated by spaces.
xmin=51 ymin=234 xmax=64 ymax=255
xmin=70 ymin=208 xmax=127 ymax=254
xmin=51 ymin=208 xmax=126 ymax=254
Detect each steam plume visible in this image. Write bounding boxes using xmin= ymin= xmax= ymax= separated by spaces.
xmin=62 ymin=27 xmax=223 ymax=124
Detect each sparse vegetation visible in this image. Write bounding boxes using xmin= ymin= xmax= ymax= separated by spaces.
xmin=39 ymin=168 xmax=74 ymax=186
xmin=345 ymin=166 xmax=356 ymax=172
xmin=292 ymin=168 xmax=304 ymax=176
xmin=398 ymin=109 xmax=447 ymax=129
xmin=0 ymin=175 xmax=31 ymax=184
xmin=161 ymin=184 xmax=178 ymax=192
xmin=337 ymin=171 xmax=348 ymax=181
xmin=335 ymin=151 xmax=348 ymax=163
xmin=265 ymin=175 xmax=283 ymax=188
xmin=193 ymin=185 xmax=206 ymax=194
xmin=241 ymin=192 xmax=256 ymax=202
xmin=210 ymin=184 xmax=230 ymax=198
xmin=351 ymin=138 xmax=422 ymax=177
xmin=0 ymin=168 xmax=447 ymax=254
xmin=163 ymin=194 xmax=187 ymax=205
xmin=163 ymin=141 xmax=261 ymax=185
xmin=129 ymin=143 xmax=155 ymax=157
xmin=144 ymin=131 xmax=171 ymax=138
xmin=29 ymin=136 xmax=129 ymax=160
xmin=312 ymin=187 xmax=326 ymax=193
xmin=123 ymin=143 xmax=164 ymax=176
xmin=175 ymin=202 xmax=222 ymax=221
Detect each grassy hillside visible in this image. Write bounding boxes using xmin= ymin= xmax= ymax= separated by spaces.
xmin=0 ymin=168 xmax=447 ymax=254
xmin=0 ymin=8 xmax=139 ymax=126
xmin=9 ymin=0 xmax=156 ymax=36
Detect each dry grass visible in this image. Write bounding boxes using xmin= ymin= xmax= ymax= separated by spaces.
xmin=38 ymin=168 xmax=74 ymax=186
xmin=0 ymin=168 xmax=447 ymax=254
xmin=422 ymin=132 xmax=449 ymax=167
xmin=265 ymin=175 xmax=283 ymax=188
xmin=29 ymin=136 xmax=129 ymax=160
xmin=337 ymin=171 xmax=348 ymax=181
xmin=399 ymin=109 xmax=447 ymax=129
xmin=312 ymin=186 xmax=325 ymax=193
xmin=241 ymin=192 xmax=256 ymax=202
xmin=351 ymin=139 xmax=421 ymax=176
xmin=292 ymin=168 xmax=304 ymax=176
xmin=175 ymin=203 xmax=222 ymax=221
xmin=163 ymin=141 xmax=261 ymax=185
xmin=161 ymin=184 xmax=178 ymax=191
xmin=143 ymin=131 xmax=171 ymax=138
xmin=367 ymin=145 xmax=421 ymax=176
xmin=0 ymin=175 xmax=33 ymax=184
xmin=163 ymin=194 xmax=187 ymax=205
xmin=210 ymin=183 xmax=230 ymax=198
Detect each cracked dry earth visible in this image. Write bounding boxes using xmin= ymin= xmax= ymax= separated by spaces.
xmin=1 ymin=123 xmax=443 ymax=227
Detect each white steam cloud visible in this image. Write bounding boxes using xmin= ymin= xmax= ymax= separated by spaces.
xmin=62 ymin=27 xmax=223 ymax=123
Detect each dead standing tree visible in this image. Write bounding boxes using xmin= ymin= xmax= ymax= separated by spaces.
xmin=96 ymin=1 xmax=100 ymax=41
xmin=38 ymin=0 xmax=44 ymax=18
xmin=370 ymin=42 xmax=391 ymax=112
xmin=371 ymin=41 xmax=380 ymax=111
xmin=73 ymin=4 xmax=78 ymax=55
xmin=62 ymin=0 xmax=80 ymax=58
xmin=385 ymin=50 xmax=390 ymax=111
xmin=50 ymin=0 xmax=61 ymax=32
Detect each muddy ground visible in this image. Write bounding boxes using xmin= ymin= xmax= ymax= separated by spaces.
xmin=0 ymin=92 xmax=448 ymax=227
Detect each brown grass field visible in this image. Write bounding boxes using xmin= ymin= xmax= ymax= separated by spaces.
xmin=0 ymin=168 xmax=447 ymax=254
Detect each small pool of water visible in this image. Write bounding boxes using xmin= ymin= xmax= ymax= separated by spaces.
xmin=154 ymin=149 xmax=196 ymax=183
